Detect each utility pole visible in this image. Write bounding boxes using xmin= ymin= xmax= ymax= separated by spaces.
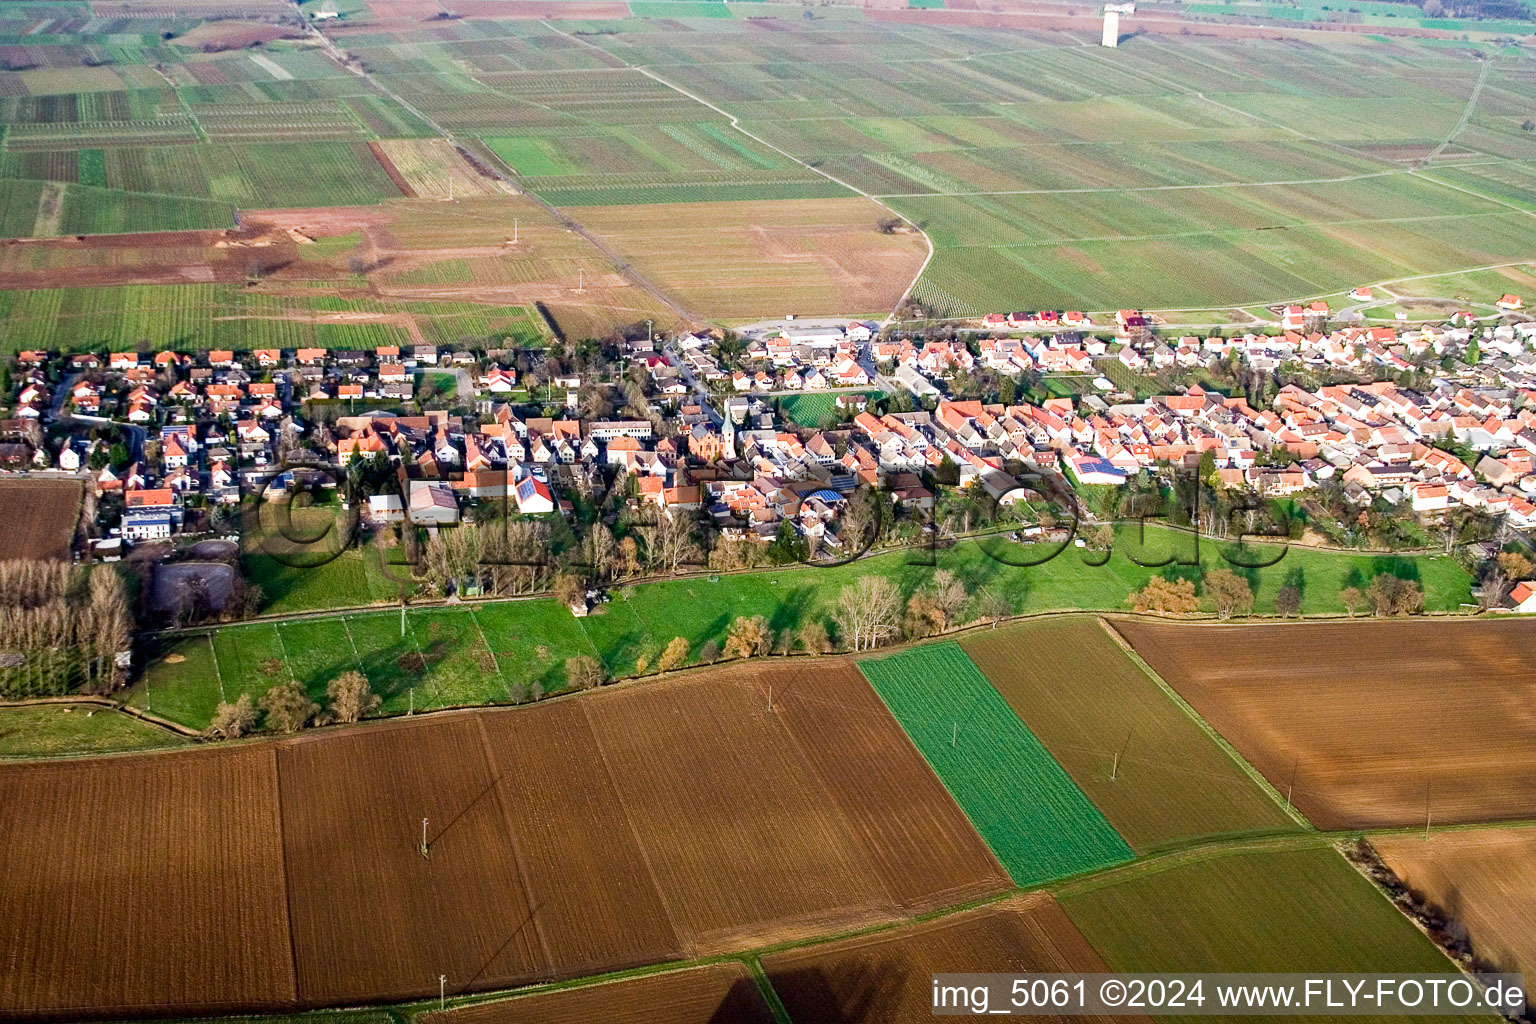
xmin=647 ymin=319 xmax=653 ymax=346
xmin=951 ymin=722 xmax=958 ymax=748
xmin=420 ymin=817 xmax=430 ymax=857
xmin=1424 ymin=782 xmax=1432 ymax=841
xmin=439 ymin=975 xmax=447 ymax=1011
xmin=513 ymin=217 xmax=518 ymax=244
xmin=1286 ymin=754 xmax=1299 ymax=811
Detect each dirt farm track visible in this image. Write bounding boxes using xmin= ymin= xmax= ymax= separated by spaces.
xmin=1116 ymin=618 xmax=1536 ymax=831
xmin=0 ymin=662 xmax=1007 ymax=1019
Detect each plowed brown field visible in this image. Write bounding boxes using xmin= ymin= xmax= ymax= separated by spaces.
xmin=0 ymin=479 xmax=81 ymax=560
xmin=424 ymin=964 xmax=774 ymax=1024
xmin=763 ymin=662 xmax=1011 ymax=911
xmin=1375 ymin=828 xmax=1536 ymax=998
xmin=0 ymin=661 xmax=1005 ymax=1019
xmin=279 ymin=716 xmax=545 ymax=1005
xmin=0 ymin=745 xmax=295 ymax=1019
xmin=580 ymin=668 xmax=913 ymax=952
xmin=480 ymin=700 xmax=684 ymax=976
xmin=1116 ymin=618 xmax=1536 ymax=829
xmin=764 ymin=893 xmax=1144 ymax=1024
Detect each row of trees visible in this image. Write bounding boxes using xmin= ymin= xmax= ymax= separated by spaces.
xmin=207 ymin=670 xmax=381 ymax=738
xmin=0 ymin=561 xmax=131 ymax=697
xmin=1128 ymin=570 xmax=1426 ymax=618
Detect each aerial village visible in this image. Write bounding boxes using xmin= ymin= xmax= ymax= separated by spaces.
xmin=3 ymin=292 xmax=1536 ymax=578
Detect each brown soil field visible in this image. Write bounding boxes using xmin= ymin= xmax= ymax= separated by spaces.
xmin=0 ymin=197 xmax=680 ymax=337
xmin=763 ymin=662 xmax=1010 ymax=911
xmin=0 ymin=745 xmax=296 ymax=1019
xmin=572 ymin=198 xmax=928 ymax=319
xmin=0 ymin=662 xmax=1004 ymax=1017
xmin=368 ymin=141 xmax=419 ymax=199
xmin=0 ymin=479 xmax=80 ymax=560
xmin=479 ymin=700 xmax=685 ymax=977
xmin=580 ymin=670 xmax=902 ymax=953
xmin=1116 ymin=618 xmax=1536 ymax=830
xmin=424 ymin=964 xmax=774 ymax=1024
xmin=484 ymin=660 xmax=1004 ymax=963
xmin=1375 ymin=828 xmax=1536 ymax=995
xmin=278 ymin=715 xmax=546 ymax=1005
xmin=764 ymin=893 xmax=1143 ymax=1024
xmin=171 ymin=20 xmax=300 ymax=49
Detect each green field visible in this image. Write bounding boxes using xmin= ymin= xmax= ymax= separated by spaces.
xmin=0 ymin=284 xmax=547 ymax=355
xmin=0 ymin=704 xmax=187 ymax=758
xmin=127 ymin=522 xmax=1470 ymax=733
xmin=962 ymin=617 xmax=1300 ymax=851
xmin=778 ymin=390 xmax=882 ymax=428
xmin=1062 ymin=846 xmax=1484 ymax=1024
xmin=0 ymin=8 xmax=1530 ymax=316
xmin=859 ymin=643 xmax=1133 ymax=885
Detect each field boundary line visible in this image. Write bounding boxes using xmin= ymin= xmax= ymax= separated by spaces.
xmin=466 ymin=606 xmax=510 ymax=693
xmin=870 ymin=166 xmax=1462 ymax=199
xmin=272 ymin=622 xmax=300 ymax=688
xmin=340 ymin=616 xmax=365 ymax=674
xmin=403 ymin=612 xmax=445 ymax=708
xmin=1075 ymin=44 xmax=1534 ymax=227
xmin=573 ymin=699 xmax=689 ymax=956
xmin=207 ymin=631 xmax=227 ymax=703
xmin=1096 ymin=616 xmax=1315 ymax=830
xmin=745 ymin=957 xmax=794 ymax=1024
xmin=1423 ymin=56 xmax=1490 ymax=165
xmin=271 ymin=735 xmax=306 ymax=1009
xmin=472 ymin=716 xmax=557 ymax=986
xmin=304 ymin=17 xmax=702 ymax=326
xmin=1048 ymin=831 xmax=1332 ymax=898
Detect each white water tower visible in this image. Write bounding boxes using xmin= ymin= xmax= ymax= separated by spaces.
xmin=1102 ymin=3 xmax=1134 ymax=47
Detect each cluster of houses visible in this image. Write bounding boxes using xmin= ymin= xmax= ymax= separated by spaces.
xmin=4 ymin=290 xmax=1536 ymax=555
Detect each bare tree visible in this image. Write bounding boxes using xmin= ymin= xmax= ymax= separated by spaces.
xmin=1204 ymin=568 xmax=1254 ymax=620
xmin=657 ymin=636 xmax=689 ymax=672
xmin=926 ymin=569 xmax=967 ymax=628
xmin=552 ymin=572 xmax=586 ymax=610
xmin=1127 ymin=576 xmax=1199 ymax=615
xmin=797 ymin=619 xmax=830 ymax=653
xmin=565 ymin=655 xmax=607 ymax=690
xmin=326 ymin=670 xmax=380 ymax=724
xmin=259 ymin=682 xmax=318 ymax=733
xmin=1339 ymin=585 xmax=1366 ymax=617
xmin=584 ymin=523 xmax=617 ymax=581
xmin=641 ymin=514 xmax=701 ymax=574
xmin=723 ymin=615 xmax=772 ymax=659
xmin=973 ymin=587 xmax=1011 ymax=629
xmin=207 ymin=693 xmax=256 ymax=739
xmin=1368 ymin=574 xmax=1424 ymax=616
xmin=1273 ymin=585 xmax=1301 ymax=618
xmin=1478 ymin=567 xmax=1508 ymax=611
xmin=833 ymin=575 xmax=902 ymax=651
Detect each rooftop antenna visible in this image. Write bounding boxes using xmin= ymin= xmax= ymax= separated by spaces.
xmin=1102 ymin=3 xmax=1134 ymax=47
